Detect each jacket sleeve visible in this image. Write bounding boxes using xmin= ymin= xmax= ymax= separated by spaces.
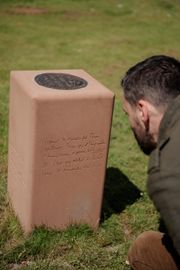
xmin=148 ymin=126 xmax=180 ymax=256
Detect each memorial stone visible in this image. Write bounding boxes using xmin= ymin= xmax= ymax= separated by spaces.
xmin=8 ymin=70 xmax=114 ymax=233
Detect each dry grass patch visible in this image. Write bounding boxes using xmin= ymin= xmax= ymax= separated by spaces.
xmin=7 ymin=7 xmax=48 ymax=15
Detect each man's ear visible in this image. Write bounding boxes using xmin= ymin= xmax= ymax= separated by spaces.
xmin=137 ymin=99 xmax=150 ymax=130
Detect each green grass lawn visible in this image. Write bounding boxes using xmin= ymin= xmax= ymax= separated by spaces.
xmin=0 ymin=0 xmax=180 ymax=269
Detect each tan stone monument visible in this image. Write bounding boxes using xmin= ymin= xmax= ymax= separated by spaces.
xmin=8 ymin=70 xmax=114 ymax=233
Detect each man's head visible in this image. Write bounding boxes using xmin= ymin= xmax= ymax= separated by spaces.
xmin=121 ymin=55 xmax=180 ymax=155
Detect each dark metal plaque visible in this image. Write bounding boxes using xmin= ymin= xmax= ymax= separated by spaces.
xmin=35 ymin=73 xmax=88 ymax=90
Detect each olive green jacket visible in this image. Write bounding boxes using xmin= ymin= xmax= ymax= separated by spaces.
xmin=148 ymin=95 xmax=180 ymax=256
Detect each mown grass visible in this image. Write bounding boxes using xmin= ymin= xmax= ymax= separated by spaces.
xmin=0 ymin=0 xmax=180 ymax=269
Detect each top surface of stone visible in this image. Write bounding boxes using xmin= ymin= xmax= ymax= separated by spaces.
xmin=11 ymin=69 xmax=115 ymax=100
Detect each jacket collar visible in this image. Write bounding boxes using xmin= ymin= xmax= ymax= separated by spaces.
xmin=158 ymin=95 xmax=180 ymax=145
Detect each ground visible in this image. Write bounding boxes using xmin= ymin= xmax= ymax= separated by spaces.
xmin=0 ymin=0 xmax=180 ymax=269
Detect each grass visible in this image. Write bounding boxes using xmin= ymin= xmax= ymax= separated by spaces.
xmin=0 ymin=0 xmax=180 ymax=269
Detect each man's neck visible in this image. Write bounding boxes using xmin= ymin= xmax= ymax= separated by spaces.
xmin=148 ymin=104 xmax=165 ymax=143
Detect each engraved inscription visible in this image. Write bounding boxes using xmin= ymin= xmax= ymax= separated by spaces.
xmin=40 ymin=132 xmax=106 ymax=176
xmin=35 ymin=73 xmax=88 ymax=90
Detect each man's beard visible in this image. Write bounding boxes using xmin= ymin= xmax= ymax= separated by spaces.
xmin=132 ymin=128 xmax=157 ymax=155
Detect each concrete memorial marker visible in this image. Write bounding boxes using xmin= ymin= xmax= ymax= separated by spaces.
xmin=8 ymin=70 xmax=114 ymax=233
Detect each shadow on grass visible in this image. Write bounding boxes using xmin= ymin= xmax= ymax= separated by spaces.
xmin=158 ymin=218 xmax=168 ymax=234
xmin=101 ymin=167 xmax=141 ymax=221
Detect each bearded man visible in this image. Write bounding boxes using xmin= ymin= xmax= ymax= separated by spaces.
xmin=121 ymin=55 xmax=180 ymax=269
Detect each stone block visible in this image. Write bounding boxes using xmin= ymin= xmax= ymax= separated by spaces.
xmin=8 ymin=70 xmax=114 ymax=233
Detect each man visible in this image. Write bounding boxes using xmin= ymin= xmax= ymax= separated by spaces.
xmin=121 ymin=55 xmax=180 ymax=269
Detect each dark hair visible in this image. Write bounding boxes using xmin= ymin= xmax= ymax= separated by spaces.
xmin=121 ymin=55 xmax=180 ymax=107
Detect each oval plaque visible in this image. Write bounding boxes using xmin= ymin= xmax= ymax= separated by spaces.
xmin=35 ymin=73 xmax=88 ymax=90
